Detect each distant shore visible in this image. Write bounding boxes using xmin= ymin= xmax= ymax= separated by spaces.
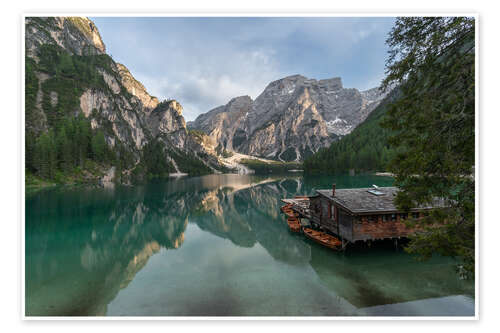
xmin=374 ymin=172 xmax=395 ymax=177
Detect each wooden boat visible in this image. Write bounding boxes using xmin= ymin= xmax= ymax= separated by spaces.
xmin=287 ymin=216 xmax=302 ymax=233
xmin=284 ymin=209 xmax=297 ymax=218
xmin=302 ymin=228 xmax=342 ymax=250
xmin=280 ymin=203 xmax=293 ymax=213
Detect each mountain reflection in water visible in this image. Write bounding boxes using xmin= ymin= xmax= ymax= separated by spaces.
xmin=25 ymin=174 xmax=474 ymax=316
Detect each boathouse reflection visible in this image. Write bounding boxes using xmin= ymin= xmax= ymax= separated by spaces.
xmin=26 ymin=174 xmax=472 ymax=316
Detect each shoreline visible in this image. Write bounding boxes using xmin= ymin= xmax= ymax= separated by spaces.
xmin=374 ymin=172 xmax=395 ymax=177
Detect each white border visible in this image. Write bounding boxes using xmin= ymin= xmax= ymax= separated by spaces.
xmin=20 ymin=12 xmax=479 ymax=321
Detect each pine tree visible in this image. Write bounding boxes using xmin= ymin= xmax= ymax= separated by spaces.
xmin=75 ymin=115 xmax=91 ymax=166
xmin=91 ymin=131 xmax=107 ymax=162
xmin=381 ymin=17 xmax=475 ymax=277
xmin=56 ymin=124 xmax=72 ymax=173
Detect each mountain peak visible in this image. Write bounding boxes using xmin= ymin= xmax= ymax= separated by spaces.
xmin=191 ymin=74 xmax=387 ymax=161
xmin=65 ymin=17 xmax=106 ymax=54
xmin=227 ymin=95 xmax=253 ymax=107
xmin=267 ymin=74 xmax=307 ymax=87
xmin=318 ymin=77 xmax=343 ymax=90
xmin=25 ymin=17 xmax=106 ymax=57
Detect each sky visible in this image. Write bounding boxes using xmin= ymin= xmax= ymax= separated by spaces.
xmin=91 ymin=16 xmax=396 ymax=121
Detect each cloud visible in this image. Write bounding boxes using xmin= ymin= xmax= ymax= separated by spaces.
xmin=92 ymin=17 xmax=395 ymax=121
xmin=135 ymin=46 xmax=281 ymax=121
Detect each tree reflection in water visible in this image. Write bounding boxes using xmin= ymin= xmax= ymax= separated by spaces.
xmin=25 ymin=174 xmax=473 ymax=316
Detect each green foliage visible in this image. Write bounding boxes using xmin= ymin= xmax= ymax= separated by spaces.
xmin=221 ymin=149 xmax=233 ymax=158
xmin=240 ymin=159 xmax=302 ymax=174
xmin=381 ymin=17 xmax=475 ymax=278
xmin=214 ymin=144 xmax=234 ymax=158
xmin=280 ymin=147 xmax=297 ymax=162
xmin=33 ymin=130 xmax=57 ymax=180
xmin=130 ymin=142 xmax=213 ymax=181
xmin=26 ymin=114 xmax=113 ymax=184
xmin=91 ymin=131 xmax=108 ymax=162
xmin=25 ymin=170 xmax=55 ymax=189
xmin=141 ymin=139 xmax=175 ymax=177
xmin=187 ymin=129 xmax=207 ymax=143
xmin=25 ymin=57 xmax=39 ymax=121
xmin=303 ymin=91 xmax=398 ymax=175
xmin=25 ymin=44 xmax=122 ymax=185
xmin=167 ymin=148 xmax=212 ymax=176
xmin=35 ymin=44 xmax=119 ymax=128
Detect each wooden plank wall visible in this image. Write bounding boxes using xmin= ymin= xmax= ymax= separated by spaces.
xmin=338 ymin=209 xmax=354 ymax=241
xmin=319 ymin=197 xmax=338 ymax=234
xmin=352 ymin=215 xmax=417 ymax=242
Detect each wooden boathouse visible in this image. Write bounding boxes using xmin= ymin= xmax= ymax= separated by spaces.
xmin=282 ymin=184 xmax=445 ymax=248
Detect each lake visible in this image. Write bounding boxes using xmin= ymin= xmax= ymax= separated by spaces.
xmin=25 ymin=174 xmax=475 ymax=316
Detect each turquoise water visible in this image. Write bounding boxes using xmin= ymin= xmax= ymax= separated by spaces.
xmin=25 ymin=174 xmax=475 ymax=316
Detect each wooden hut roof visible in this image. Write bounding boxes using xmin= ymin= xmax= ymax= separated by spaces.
xmin=316 ymin=187 xmax=446 ymax=215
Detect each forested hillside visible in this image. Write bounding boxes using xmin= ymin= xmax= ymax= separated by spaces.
xmin=303 ymin=89 xmax=398 ymax=174
xmin=25 ymin=17 xmax=225 ymax=187
xmin=25 ymin=44 xmax=122 ymax=184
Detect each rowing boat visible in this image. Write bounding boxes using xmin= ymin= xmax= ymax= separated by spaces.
xmin=284 ymin=209 xmax=297 ymax=218
xmin=280 ymin=204 xmax=292 ymax=212
xmin=302 ymin=228 xmax=342 ymax=250
xmin=287 ymin=216 xmax=302 ymax=233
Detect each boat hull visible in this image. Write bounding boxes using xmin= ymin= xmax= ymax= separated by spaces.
xmin=287 ymin=217 xmax=302 ymax=233
xmin=303 ymin=228 xmax=341 ymax=250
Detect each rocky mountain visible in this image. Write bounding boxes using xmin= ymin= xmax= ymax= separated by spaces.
xmin=25 ymin=17 xmax=225 ymax=183
xmin=189 ymin=74 xmax=388 ymax=162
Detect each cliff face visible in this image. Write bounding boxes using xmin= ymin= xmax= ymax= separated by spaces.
xmin=190 ymin=75 xmax=388 ymax=161
xmin=26 ymin=17 xmax=106 ymax=58
xmin=25 ymin=17 xmax=224 ymax=178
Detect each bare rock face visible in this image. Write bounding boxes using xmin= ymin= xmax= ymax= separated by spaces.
xmin=26 ymin=17 xmax=106 ymax=58
xmin=190 ymin=74 xmax=388 ymax=161
xmin=26 ymin=16 xmax=226 ymax=175
xmin=116 ymin=63 xmax=160 ymax=110
xmin=148 ymin=100 xmax=188 ymax=149
xmin=191 ymin=96 xmax=253 ymax=151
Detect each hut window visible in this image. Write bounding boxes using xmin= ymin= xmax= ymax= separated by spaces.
xmin=391 ymin=213 xmax=396 ymax=221
xmin=382 ymin=214 xmax=388 ymax=222
xmin=412 ymin=212 xmax=420 ymax=219
xmin=401 ymin=213 xmax=408 ymax=220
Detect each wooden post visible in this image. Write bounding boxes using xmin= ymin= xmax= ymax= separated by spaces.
xmin=341 ymin=238 xmax=348 ymax=251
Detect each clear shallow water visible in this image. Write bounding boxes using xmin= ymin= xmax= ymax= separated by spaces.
xmin=25 ymin=174 xmax=475 ymax=316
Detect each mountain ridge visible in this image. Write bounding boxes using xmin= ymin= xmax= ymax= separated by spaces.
xmin=189 ymin=74 xmax=388 ymax=162
xmin=25 ymin=16 xmax=226 ymax=184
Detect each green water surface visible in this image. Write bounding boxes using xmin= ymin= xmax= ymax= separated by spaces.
xmin=25 ymin=174 xmax=475 ymax=316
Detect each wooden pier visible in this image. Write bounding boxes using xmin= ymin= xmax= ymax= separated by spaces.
xmin=280 ymin=196 xmax=342 ymax=250
xmin=281 ymin=197 xmax=311 ymax=220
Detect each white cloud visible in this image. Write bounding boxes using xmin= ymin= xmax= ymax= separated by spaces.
xmin=94 ymin=17 xmax=394 ymax=121
xmin=136 ymin=47 xmax=281 ymax=121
